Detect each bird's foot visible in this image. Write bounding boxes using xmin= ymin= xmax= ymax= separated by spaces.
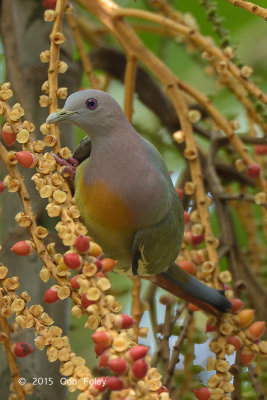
xmin=52 ymin=153 xmax=79 ymax=196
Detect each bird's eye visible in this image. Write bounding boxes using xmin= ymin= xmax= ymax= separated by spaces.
xmin=85 ymin=98 xmax=98 ymax=110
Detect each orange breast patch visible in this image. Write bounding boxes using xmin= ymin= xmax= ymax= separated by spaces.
xmin=80 ymin=180 xmax=136 ymax=231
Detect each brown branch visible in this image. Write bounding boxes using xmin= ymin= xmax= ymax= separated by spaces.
xmin=151 ymin=302 xmax=187 ymax=368
xmin=143 ymin=283 xmax=157 ymax=342
xmin=164 ymin=312 xmax=193 ymax=387
xmin=230 ymin=354 xmax=241 ymax=400
xmin=225 ymin=0 xmax=267 ymax=20
xmin=113 ymin=8 xmax=267 ymax=106
xmin=131 ymin=276 xmax=142 ymax=341
xmin=0 ymin=0 xmax=33 ymax=121
xmin=66 ymin=12 xmax=99 ymax=89
xmin=248 ymin=364 xmax=266 ymax=400
xmin=160 ymin=297 xmax=173 ymax=368
xmin=124 ymin=54 xmax=137 ymax=121
xmin=179 ymin=317 xmax=195 ymax=397
xmin=220 ymin=192 xmax=267 ymax=207
xmin=0 ymin=316 xmax=26 ymax=399
xmin=205 ymin=144 xmax=267 ymax=320
xmin=48 ymin=0 xmax=67 ymax=153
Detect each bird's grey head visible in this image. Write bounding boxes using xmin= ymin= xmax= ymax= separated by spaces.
xmin=46 ymin=89 xmax=128 ymax=137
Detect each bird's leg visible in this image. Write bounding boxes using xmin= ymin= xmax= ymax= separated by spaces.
xmin=52 ymin=153 xmax=79 ymax=196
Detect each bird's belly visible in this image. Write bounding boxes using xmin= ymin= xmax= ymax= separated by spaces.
xmin=80 ymin=181 xmax=136 ymax=231
xmin=74 ymin=179 xmax=136 ymax=272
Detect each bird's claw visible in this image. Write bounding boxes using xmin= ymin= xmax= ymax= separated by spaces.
xmin=66 ymin=157 xmax=79 ymax=167
xmin=52 ymin=153 xmax=79 ymax=196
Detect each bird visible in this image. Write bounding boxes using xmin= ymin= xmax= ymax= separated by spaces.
xmin=46 ymin=89 xmax=231 ymax=314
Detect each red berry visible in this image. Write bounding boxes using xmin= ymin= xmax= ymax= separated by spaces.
xmin=106 ymin=376 xmax=124 ymax=391
xmin=81 ymin=293 xmax=95 ymax=309
xmin=158 ymin=386 xmax=169 ymax=394
xmin=230 ymin=298 xmax=244 ymax=313
xmin=14 ymin=342 xmax=34 ymax=357
xmin=184 ymin=232 xmax=204 ymax=246
xmin=240 ymin=350 xmax=255 ymax=366
xmin=193 ymin=387 xmax=210 ymax=400
xmin=102 ymin=258 xmax=117 ymax=272
xmin=246 ymin=163 xmax=261 ymax=178
xmin=206 ymin=324 xmax=217 ymax=333
xmin=238 ymin=309 xmax=255 ymax=327
xmin=176 ymin=188 xmax=184 ymax=199
xmin=177 ymin=260 xmax=195 ymax=275
xmin=131 ymin=359 xmax=148 ymax=379
xmin=120 ymin=314 xmax=135 ymax=329
xmin=109 ymin=358 xmax=127 ymax=374
xmin=42 ymin=0 xmax=57 ymax=8
xmin=255 ymin=145 xmax=267 ymax=156
xmin=248 ymin=321 xmax=266 ymax=340
xmin=92 ymin=377 xmax=107 ymax=392
xmin=129 ymin=345 xmax=148 ymax=361
xmin=226 ymin=336 xmax=243 ymax=351
xmin=11 ymin=241 xmax=32 ymax=256
xmin=223 ymin=284 xmax=231 ymax=291
xmin=44 ymin=287 xmax=59 ymax=304
xmin=2 ymin=128 xmax=16 ymax=146
xmin=95 ymin=259 xmax=103 ymax=271
xmin=92 ymin=331 xmax=111 ymax=346
xmin=70 ymin=274 xmax=81 ymax=289
xmin=94 ymin=344 xmax=109 ymax=356
xmin=114 ymin=314 xmax=135 ymax=329
xmin=191 ymin=234 xmax=204 ymax=246
xmin=16 ymin=151 xmax=36 ymax=168
xmin=0 ymin=181 xmax=6 ymax=193
xmin=63 ymin=252 xmax=82 ymax=270
xmin=75 ymin=235 xmax=90 ymax=253
xmin=184 ymin=211 xmax=190 ymax=223
xmin=98 ymin=354 xmax=109 ymax=368
xmin=192 ymin=252 xmax=204 ymax=265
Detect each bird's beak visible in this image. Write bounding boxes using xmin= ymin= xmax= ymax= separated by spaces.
xmin=46 ymin=108 xmax=73 ymax=124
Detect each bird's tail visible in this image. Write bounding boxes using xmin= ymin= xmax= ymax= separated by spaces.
xmin=142 ymin=263 xmax=232 ymax=315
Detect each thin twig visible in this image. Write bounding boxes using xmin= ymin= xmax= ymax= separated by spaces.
xmin=143 ymin=283 xmax=157 ymax=342
xmin=248 ymin=364 xmax=266 ymax=400
xmin=230 ymin=354 xmax=241 ymax=400
xmin=48 ymin=0 xmax=67 ymax=153
xmin=151 ymin=302 xmax=187 ymax=367
xmin=225 ymin=0 xmax=267 ymax=20
xmin=66 ymin=12 xmax=99 ymax=89
xmin=0 ymin=316 xmax=26 ymax=399
xmin=113 ymin=8 xmax=267 ymax=106
xmin=220 ymin=192 xmax=267 ymax=207
xmin=124 ymin=54 xmax=137 ymax=121
xmin=131 ymin=276 xmax=142 ymax=341
xmin=179 ymin=317 xmax=195 ymax=397
xmin=160 ymin=298 xmax=173 ymax=368
xmin=164 ymin=312 xmax=193 ymax=387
